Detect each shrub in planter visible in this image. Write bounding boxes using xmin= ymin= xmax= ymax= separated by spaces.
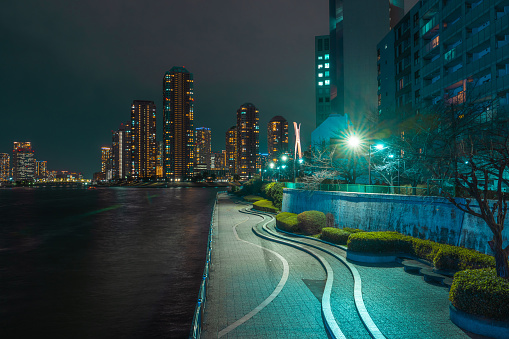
xmin=321 ymin=227 xmax=352 ymax=245
xmin=243 ymin=195 xmax=265 ymax=203
xmin=263 ymin=182 xmax=284 ymax=209
xmin=253 ymin=199 xmax=278 ymax=213
xmin=433 ymin=245 xmax=495 ymax=271
xmin=343 ymin=227 xmax=364 ymax=234
xmin=347 ymin=231 xmax=413 ymax=254
xmin=276 ymin=212 xmax=299 ymax=233
xmin=297 ymin=210 xmax=326 ymax=235
xmin=449 ymin=268 xmax=509 ymax=321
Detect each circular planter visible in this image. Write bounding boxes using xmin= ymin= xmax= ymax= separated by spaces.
xmin=450 ymin=304 xmax=509 ymax=339
xmin=346 ymin=250 xmax=398 ymax=263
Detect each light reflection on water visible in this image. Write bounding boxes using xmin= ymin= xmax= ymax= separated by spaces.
xmin=0 ymin=187 xmax=218 ymax=339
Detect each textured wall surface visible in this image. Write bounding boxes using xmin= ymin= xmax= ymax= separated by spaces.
xmin=282 ymin=188 xmax=509 ymax=255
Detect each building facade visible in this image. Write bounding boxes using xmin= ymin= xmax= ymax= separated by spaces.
xmin=130 ymin=100 xmax=157 ymax=179
xmin=12 ymin=142 xmax=35 ymax=182
xmin=329 ymin=0 xmax=404 ymax=126
xmin=101 ymin=147 xmax=112 ymax=180
xmin=0 ymin=153 xmax=10 ymax=181
xmin=267 ymin=115 xmax=289 ymax=161
xmin=236 ymin=103 xmax=260 ymax=178
xmin=35 ymin=160 xmax=47 ymax=180
xmin=315 ymin=35 xmax=332 ymax=127
xmin=225 ymin=126 xmax=237 ymax=175
xmin=112 ymin=122 xmax=131 ymax=180
xmin=163 ymin=66 xmax=195 ymax=180
xmin=378 ymin=0 xmax=509 ymax=127
xmin=195 ymin=127 xmax=211 ymax=171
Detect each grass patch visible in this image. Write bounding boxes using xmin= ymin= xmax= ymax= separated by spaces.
xmin=252 ymin=199 xmax=278 ymax=213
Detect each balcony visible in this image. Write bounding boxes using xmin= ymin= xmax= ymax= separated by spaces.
xmin=495 ymin=11 xmax=509 ymax=33
xmin=496 ymin=72 xmax=509 ymax=92
xmin=497 ymin=43 xmax=509 ymax=62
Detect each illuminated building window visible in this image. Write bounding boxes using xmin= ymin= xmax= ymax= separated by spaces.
xmin=325 ymin=80 xmax=330 ymax=85
xmin=325 ymin=71 xmax=329 ymax=77
xmin=325 ymin=63 xmax=330 ymax=69
xmin=318 ymin=73 xmax=323 ymax=78
xmin=318 ymin=81 xmax=323 ymax=86
xmin=318 ymin=64 xmax=323 ymax=69
xmin=325 ymin=54 xmax=329 ymax=60
xmin=318 ymin=56 xmax=323 ymax=60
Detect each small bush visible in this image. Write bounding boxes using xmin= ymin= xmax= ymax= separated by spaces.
xmin=433 ymin=245 xmax=495 ymax=271
xmin=321 ymin=227 xmax=352 ymax=245
xmin=342 ymin=227 xmax=364 ymax=234
xmin=450 ymin=268 xmax=509 ymax=321
xmin=263 ymin=182 xmax=284 ymax=209
xmin=276 ymin=212 xmax=299 ymax=233
xmin=347 ymin=231 xmax=413 ymax=254
xmin=297 ymin=210 xmax=326 ymax=235
xmin=252 ymin=199 xmax=278 ymax=213
xmin=243 ymin=195 xmax=265 ymax=203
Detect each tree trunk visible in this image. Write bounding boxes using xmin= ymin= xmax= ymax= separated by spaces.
xmin=488 ymin=233 xmax=509 ymax=280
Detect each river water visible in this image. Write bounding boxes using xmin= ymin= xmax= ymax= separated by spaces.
xmin=0 ymin=187 xmax=219 ymax=338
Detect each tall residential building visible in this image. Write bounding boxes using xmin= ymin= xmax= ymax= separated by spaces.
xmin=35 ymin=160 xmax=47 ymax=180
xmin=378 ymin=0 xmax=509 ymax=127
xmin=112 ymin=122 xmax=131 ymax=180
xmin=156 ymin=141 xmax=164 ymax=178
xmin=236 ymin=103 xmax=260 ymax=178
xmin=226 ymin=126 xmax=237 ymax=174
xmin=163 ymin=66 xmax=195 ymax=180
xmin=195 ymin=127 xmax=212 ymax=171
xmin=101 ymin=147 xmax=112 ymax=180
xmin=131 ymin=100 xmax=157 ymax=179
xmin=267 ymin=115 xmax=289 ymax=161
xmin=315 ymin=35 xmax=332 ymax=127
xmin=12 ymin=142 xmax=35 ymax=182
xmin=0 ymin=153 xmax=10 ymax=181
xmin=328 ymin=0 xmax=404 ymax=126
xmin=211 ymin=151 xmax=225 ymax=170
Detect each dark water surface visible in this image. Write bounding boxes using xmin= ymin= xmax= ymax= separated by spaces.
xmin=0 ymin=187 xmax=219 ymax=338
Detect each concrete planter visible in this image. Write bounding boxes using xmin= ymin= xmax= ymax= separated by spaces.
xmin=450 ymin=304 xmax=509 ymax=339
xmin=346 ymin=250 xmax=399 ymax=263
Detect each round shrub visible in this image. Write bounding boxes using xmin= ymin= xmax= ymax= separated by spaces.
xmin=347 ymin=231 xmax=413 ymax=254
xmin=449 ymin=268 xmax=509 ymax=321
xmin=321 ymin=227 xmax=352 ymax=245
xmin=276 ymin=212 xmax=299 ymax=233
xmin=297 ymin=210 xmax=326 ymax=235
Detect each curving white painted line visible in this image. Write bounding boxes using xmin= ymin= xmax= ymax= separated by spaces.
xmin=218 ymin=215 xmax=290 ymax=338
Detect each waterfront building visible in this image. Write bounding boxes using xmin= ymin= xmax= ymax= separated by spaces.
xmin=236 ymin=103 xmax=260 ymax=179
xmin=315 ymin=35 xmax=332 ymax=127
xmin=195 ymin=127 xmax=211 ymax=171
xmin=378 ymin=0 xmax=509 ymax=127
xmin=131 ymin=100 xmax=157 ymax=179
xmin=163 ymin=66 xmax=195 ymax=181
xmin=211 ymin=151 xmax=225 ymax=170
xmin=267 ymin=115 xmax=289 ymax=162
xmin=35 ymin=160 xmax=47 ymax=180
xmin=101 ymin=147 xmax=112 ymax=180
xmin=156 ymin=141 xmax=163 ymax=178
xmin=112 ymin=122 xmax=131 ymax=180
xmin=12 ymin=142 xmax=35 ymax=182
xmin=0 ymin=153 xmax=9 ymax=181
xmin=225 ymin=126 xmax=237 ymax=175
xmin=328 ymin=0 xmax=404 ymax=126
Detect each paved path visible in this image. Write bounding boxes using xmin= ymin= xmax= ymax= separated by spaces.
xmin=201 ymin=193 xmax=475 ymax=338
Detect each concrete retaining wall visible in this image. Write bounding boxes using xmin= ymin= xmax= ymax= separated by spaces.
xmin=282 ymin=188 xmax=509 ymax=255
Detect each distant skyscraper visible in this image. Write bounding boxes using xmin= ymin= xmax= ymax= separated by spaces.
xmin=131 ymin=100 xmax=157 ymax=179
xmin=211 ymin=151 xmax=225 ymax=170
xmin=267 ymin=115 xmax=289 ymax=161
xmin=195 ymin=127 xmax=212 ymax=171
xmin=328 ymin=0 xmax=403 ymax=125
xmin=112 ymin=122 xmax=131 ymax=180
xmin=226 ymin=126 xmax=237 ymax=175
xmin=156 ymin=141 xmax=163 ymax=178
xmin=236 ymin=103 xmax=260 ymax=178
xmin=315 ymin=35 xmax=332 ymax=127
xmin=0 ymin=153 xmax=10 ymax=181
xmin=163 ymin=66 xmax=194 ymax=180
xmin=12 ymin=142 xmax=35 ymax=182
xmin=101 ymin=147 xmax=112 ymax=180
xmin=35 ymin=160 xmax=47 ymax=180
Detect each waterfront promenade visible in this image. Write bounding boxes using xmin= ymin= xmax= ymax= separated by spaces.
xmin=201 ymin=193 xmax=476 ymax=338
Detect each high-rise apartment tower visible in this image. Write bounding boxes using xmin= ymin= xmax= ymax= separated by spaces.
xmin=267 ymin=115 xmax=289 ymax=161
xmin=130 ymin=100 xmax=157 ymax=179
xmin=195 ymin=127 xmax=212 ymax=171
xmin=12 ymin=142 xmax=35 ymax=182
xmin=236 ymin=103 xmax=260 ymax=178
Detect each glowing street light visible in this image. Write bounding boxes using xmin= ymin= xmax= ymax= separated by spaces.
xmin=347 ymin=135 xmax=361 ymax=148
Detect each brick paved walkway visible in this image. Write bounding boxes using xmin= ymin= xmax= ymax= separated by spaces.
xmin=201 ymin=193 xmax=474 ymax=338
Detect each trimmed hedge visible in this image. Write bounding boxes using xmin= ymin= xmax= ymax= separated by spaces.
xmin=252 ymin=199 xmax=278 ymax=213
xmin=321 ymin=227 xmax=353 ymax=245
xmin=347 ymin=231 xmax=495 ymax=271
xmin=263 ymin=182 xmax=284 ymax=209
xmin=276 ymin=212 xmax=299 ymax=233
xmin=297 ymin=210 xmax=326 ymax=235
xmin=449 ymin=268 xmax=509 ymax=321
xmin=243 ymin=195 xmax=265 ymax=203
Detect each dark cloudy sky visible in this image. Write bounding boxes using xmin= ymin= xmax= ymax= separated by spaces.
xmin=1 ymin=0 xmax=416 ymax=178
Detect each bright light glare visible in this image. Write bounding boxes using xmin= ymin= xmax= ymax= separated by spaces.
xmin=298 ymin=159 xmax=304 ymax=163
xmin=269 ymin=162 xmax=275 ymax=168
xmin=375 ymin=144 xmax=384 ymax=150
xmin=281 ymin=155 xmax=288 ymax=161
xmin=347 ymin=136 xmax=361 ymax=148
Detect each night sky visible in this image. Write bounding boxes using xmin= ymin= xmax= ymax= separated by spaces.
xmin=1 ymin=0 xmax=416 ymax=178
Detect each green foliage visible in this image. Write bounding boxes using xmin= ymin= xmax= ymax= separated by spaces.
xmin=297 ymin=210 xmax=326 ymax=235
xmin=243 ymin=195 xmax=265 ymax=203
xmin=237 ymin=176 xmax=263 ymax=196
xmin=321 ymin=227 xmax=352 ymax=245
xmin=343 ymin=227 xmax=364 ymax=234
xmin=276 ymin=212 xmax=299 ymax=233
xmin=347 ymin=231 xmax=495 ymax=271
xmin=450 ymin=268 xmax=509 ymax=321
xmin=262 ymin=182 xmax=284 ymax=209
xmin=252 ymin=199 xmax=278 ymax=213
